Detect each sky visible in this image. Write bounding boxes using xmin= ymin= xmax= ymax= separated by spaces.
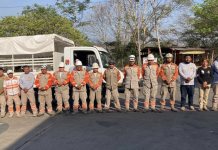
xmin=0 ymin=0 xmax=56 ymax=17
xmin=0 ymin=0 xmax=107 ymax=18
xmin=0 ymin=0 xmax=203 ymax=18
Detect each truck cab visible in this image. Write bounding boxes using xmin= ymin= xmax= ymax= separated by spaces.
xmin=64 ymin=46 xmax=124 ymax=84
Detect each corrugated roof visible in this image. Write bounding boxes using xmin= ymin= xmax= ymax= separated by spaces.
xmin=171 ymin=47 xmax=210 ymax=51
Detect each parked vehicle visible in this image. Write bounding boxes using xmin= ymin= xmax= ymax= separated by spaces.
xmin=0 ymin=34 xmax=124 ymax=85
xmin=64 ymin=46 xmax=124 ymax=84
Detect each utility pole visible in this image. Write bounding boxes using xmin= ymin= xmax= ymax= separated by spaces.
xmin=135 ymin=0 xmax=141 ymax=66
xmin=152 ymin=0 xmax=163 ymax=61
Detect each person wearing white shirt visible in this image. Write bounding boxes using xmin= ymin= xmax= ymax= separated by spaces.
xmin=20 ymin=65 xmax=38 ymax=117
xmin=179 ymin=55 xmax=197 ymax=111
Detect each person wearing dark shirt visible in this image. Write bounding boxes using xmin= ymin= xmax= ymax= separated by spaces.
xmin=197 ymin=59 xmax=212 ymax=111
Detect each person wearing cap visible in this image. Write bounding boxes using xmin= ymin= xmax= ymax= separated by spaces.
xmin=0 ymin=68 xmax=6 ymax=118
xmin=159 ymin=53 xmax=179 ymax=112
xmin=35 ymin=65 xmax=54 ymax=116
xmin=53 ymin=62 xmax=71 ymax=114
xmin=20 ymin=65 xmax=38 ymax=116
xmin=179 ymin=55 xmax=197 ymax=111
xmin=88 ymin=63 xmax=103 ymax=113
xmin=197 ymin=59 xmax=212 ymax=111
xmin=103 ymin=60 xmax=121 ymax=112
xmin=123 ymin=55 xmax=140 ymax=112
xmin=3 ymin=70 xmax=21 ymax=117
xmin=142 ymin=54 xmax=159 ymax=112
xmin=211 ymin=57 xmax=218 ymax=111
xmin=70 ymin=61 xmax=89 ymax=114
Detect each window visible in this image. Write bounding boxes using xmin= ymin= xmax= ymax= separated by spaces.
xmin=74 ymin=51 xmax=98 ymax=67
xmin=100 ymin=51 xmax=111 ymax=68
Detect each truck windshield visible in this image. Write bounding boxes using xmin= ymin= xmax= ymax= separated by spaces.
xmin=100 ymin=51 xmax=111 ymax=68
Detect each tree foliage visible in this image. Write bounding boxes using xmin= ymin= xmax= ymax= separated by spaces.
xmin=182 ymin=0 xmax=218 ymax=48
xmin=56 ymin=0 xmax=90 ymax=26
xmin=0 ymin=4 xmax=91 ymax=46
xmin=83 ymin=0 xmax=192 ymax=65
xmin=192 ymin=0 xmax=218 ymax=34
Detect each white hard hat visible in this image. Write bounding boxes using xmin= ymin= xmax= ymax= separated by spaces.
xmin=7 ymin=70 xmax=13 ymax=74
xmin=92 ymin=63 xmax=99 ymax=69
xmin=165 ymin=53 xmax=173 ymax=58
xmin=59 ymin=62 xmax=65 ymax=68
xmin=147 ymin=54 xmax=155 ymax=60
xmin=75 ymin=59 xmax=80 ymax=62
xmin=129 ymin=55 xmax=135 ymax=58
xmin=129 ymin=55 xmax=135 ymax=61
xmin=75 ymin=61 xmax=82 ymax=66
xmin=41 ymin=64 xmax=47 ymax=69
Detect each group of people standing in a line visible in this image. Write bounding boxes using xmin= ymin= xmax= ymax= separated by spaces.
xmin=0 ymin=53 xmax=217 ymax=118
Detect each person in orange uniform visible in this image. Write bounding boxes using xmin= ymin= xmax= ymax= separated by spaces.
xmin=88 ymin=63 xmax=103 ymax=113
xmin=123 ymin=55 xmax=141 ymax=112
xmin=70 ymin=61 xmax=89 ymax=114
xmin=159 ymin=53 xmax=179 ymax=112
xmin=35 ymin=65 xmax=55 ymax=116
xmin=53 ymin=62 xmax=71 ymax=114
xmin=142 ymin=54 xmax=159 ymax=112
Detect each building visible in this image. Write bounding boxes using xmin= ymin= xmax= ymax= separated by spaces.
xmin=141 ymin=47 xmax=215 ymax=66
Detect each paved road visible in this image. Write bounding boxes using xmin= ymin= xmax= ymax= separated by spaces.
xmin=0 ymin=87 xmax=218 ymax=150
xmin=4 ymin=111 xmax=218 ymax=150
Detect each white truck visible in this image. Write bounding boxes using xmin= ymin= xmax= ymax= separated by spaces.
xmin=64 ymin=46 xmax=124 ymax=82
xmin=0 ymin=34 xmax=124 ymax=83
xmin=0 ymin=34 xmax=73 ymax=75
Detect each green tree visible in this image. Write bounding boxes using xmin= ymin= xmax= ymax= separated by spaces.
xmin=182 ymin=0 xmax=218 ymax=48
xmin=192 ymin=0 xmax=218 ymax=35
xmin=56 ymin=0 xmax=90 ymax=26
xmin=0 ymin=4 xmax=91 ymax=46
xmin=105 ymin=40 xmax=137 ymax=68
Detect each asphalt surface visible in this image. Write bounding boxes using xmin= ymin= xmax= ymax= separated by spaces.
xmin=0 ymin=86 xmax=218 ymax=150
xmin=0 ymin=123 xmax=8 ymax=135
xmin=5 ymin=111 xmax=218 ymax=150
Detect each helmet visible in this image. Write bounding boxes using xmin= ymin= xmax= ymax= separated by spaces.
xmin=59 ymin=62 xmax=65 ymax=68
xmin=147 ymin=54 xmax=155 ymax=60
xmin=75 ymin=61 xmax=82 ymax=66
xmin=41 ymin=64 xmax=47 ymax=69
xmin=92 ymin=63 xmax=99 ymax=69
xmin=129 ymin=55 xmax=135 ymax=61
xmin=165 ymin=53 xmax=173 ymax=58
xmin=7 ymin=70 xmax=13 ymax=74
